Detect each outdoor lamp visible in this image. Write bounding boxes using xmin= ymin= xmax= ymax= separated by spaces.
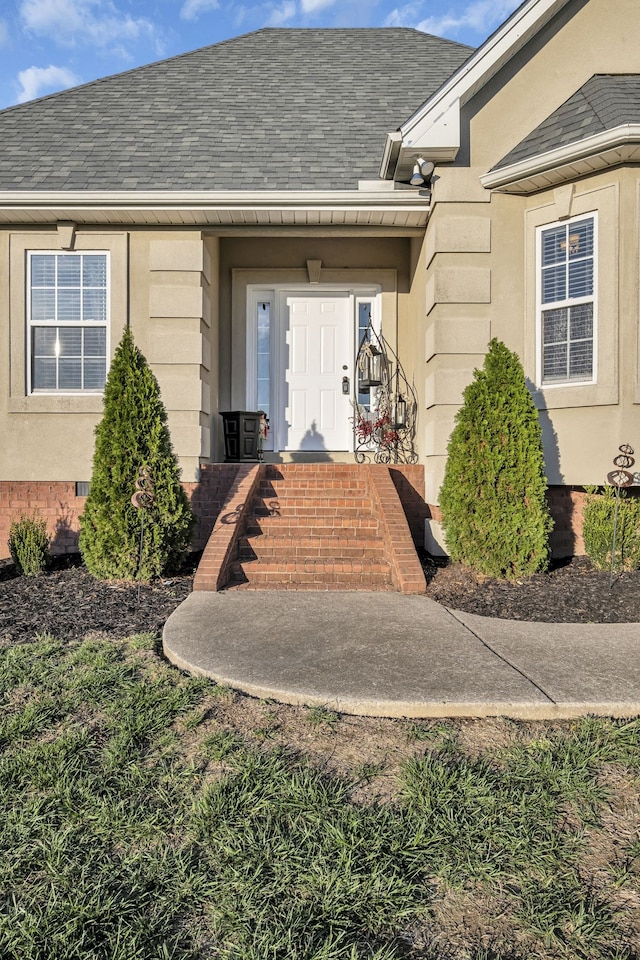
xmin=417 ymin=157 xmax=435 ymax=179
xmin=410 ymin=163 xmax=424 ymax=186
xmin=358 ymin=342 xmax=383 ymax=391
xmin=392 ymin=395 xmax=407 ymax=429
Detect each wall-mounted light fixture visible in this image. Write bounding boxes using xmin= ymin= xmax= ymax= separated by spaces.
xmin=409 ymin=157 xmax=435 ymax=186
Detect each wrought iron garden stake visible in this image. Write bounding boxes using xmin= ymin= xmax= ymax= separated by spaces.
xmin=606 ymin=444 xmax=635 ymax=589
xmin=131 ymin=465 xmax=156 ymax=606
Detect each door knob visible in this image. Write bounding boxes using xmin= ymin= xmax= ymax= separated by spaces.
xmin=342 ymin=376 xmax=350 ymax=394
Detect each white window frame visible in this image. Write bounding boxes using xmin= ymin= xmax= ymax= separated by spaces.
xmin=27 ymin=250 xmax=110 ymax=395
xmin=246 ymin=284 xmax=381 ymax=453
xmin=535 ymin=212 xmax=598 ymax=388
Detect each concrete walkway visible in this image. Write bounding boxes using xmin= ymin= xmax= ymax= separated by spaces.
xmin=163 ymin=591 xmax=640 ymax=719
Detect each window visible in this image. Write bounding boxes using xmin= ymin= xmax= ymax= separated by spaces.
xmin=256 ymin=300 xmax=271 ymax=421
xmin=28 ymin=251 xmax=108 ymax=393
xmin=538 ymin=215 xmax=596 ymax=385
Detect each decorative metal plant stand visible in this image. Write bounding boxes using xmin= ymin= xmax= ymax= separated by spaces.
xmin=606 ymin=443 xmax=636 ymax=588
xmin=352 ymin=313 xmax=418 ymax=464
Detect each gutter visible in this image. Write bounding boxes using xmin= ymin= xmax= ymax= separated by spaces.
xmin=480 ymin=124 xmax=640 ymax=190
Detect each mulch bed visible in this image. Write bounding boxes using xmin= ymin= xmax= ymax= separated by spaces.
xmin=1 ymin=552 xmax=640 ymax=644
xmin=422 ymin=553 xmax=640 ymax=623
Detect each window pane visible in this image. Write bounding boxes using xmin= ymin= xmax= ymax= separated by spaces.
xmin=31 ymin=289 xmax=55 ymax=321
xmin=569 ymin=341 xmax=593 ymax=378
xmin=569 ymin=219 xmax=594 ymax=259
xmin=58 ymin=358 xmax=83 ymax=390
xmin=83 ymin=359 xmax=106 ymax=390
xmin=83 ymin=289 xmax=107 ymax=322
xmin=57 ymin=255 xmax=81 ymax=287
xmin=568 ymin=259 xmax=593 ymax=299
xmin=83 ymin=256 xmax=107 ymax=287
xmin=543 ymin=343 xmax=567 ymax=380
xmin=32 ymin=326 xmax=57 ymax=357
xmin=33 ymin=358 xmax=57 ymax=390
xmin=542 ymin=226 xmax=565 ymax=266
xmin=569 ymin=303 xmax=593 ymax=341
xmin=31 ymin=255 xmax=55 ymax=287
xmin=84 ymin=327 xmax=106 ymax=358
xmin=543 ymin=308 xmax=567 ymax=344
xmin=542 ymin=265 xmax=566 ymax=303
xmin=57 ymin=289 xmax=81 ymax=321
xmin=58 ymin=327 xmax=82 ymax=356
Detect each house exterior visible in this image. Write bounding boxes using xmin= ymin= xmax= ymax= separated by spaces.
xmin=1 ymin=0 xmax=639 ymax=562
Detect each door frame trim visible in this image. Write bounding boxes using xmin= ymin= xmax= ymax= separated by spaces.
xmin=246 ymin=282 xmax=381 ymax=453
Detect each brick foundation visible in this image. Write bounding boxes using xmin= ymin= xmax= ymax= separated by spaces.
xmin=0 ymin=468 xmax=594 ymax=565
xmin=0 ymin=464 xmax=240 ymax=562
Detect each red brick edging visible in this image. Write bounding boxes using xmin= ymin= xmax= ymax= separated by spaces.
xmin=192 ymin=464 xmax=264 ymax=591
xmin=367 ymin=466 xmax=427 ymax=594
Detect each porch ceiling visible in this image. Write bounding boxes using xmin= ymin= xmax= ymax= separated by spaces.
xmin=0 ymin=189 xmax=431 ymax=231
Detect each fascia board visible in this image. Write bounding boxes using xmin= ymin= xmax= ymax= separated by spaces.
xmin=399 ymin=0 xmax=570 ymax=153
xmin=480 ymin=124 xmax=640 ymax=189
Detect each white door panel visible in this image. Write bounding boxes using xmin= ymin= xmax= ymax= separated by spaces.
xmin=281 ymin=294 xmax=352 ymax=451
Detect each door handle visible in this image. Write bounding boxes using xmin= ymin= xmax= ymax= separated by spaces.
xmin=342 ymin=376 xmax=350 ymax=395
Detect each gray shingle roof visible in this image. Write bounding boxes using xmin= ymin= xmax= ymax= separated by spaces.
xmin=494 ymin=74 xmax=640 ymax=170
xmin=0 ymin=28 xmax=472 ymax=192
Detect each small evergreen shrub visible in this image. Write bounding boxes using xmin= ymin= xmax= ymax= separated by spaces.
xmin=582 ymin=485 xmax=640 ymax=571
xmin=439 ymin=338 xmax=553 ymax=580
xmin=8 ymin=514 xmax=50 ymax=576
xmin=79 ymin=328 xmax=194 ymax=581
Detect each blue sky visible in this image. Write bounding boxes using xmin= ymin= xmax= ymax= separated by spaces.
xmin=0 ymin=0 xmax=522 ymax=109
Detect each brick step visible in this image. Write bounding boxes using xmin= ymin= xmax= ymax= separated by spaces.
xmin=259 ymin=482 xmax=368 ymax=495
xmin=265 ymin=466 xmax=363 ymax=476
xmin=227 ymin=581 xmax=398 ymax=592
xmin=253 ymin=497 xmax=373 ymax=517
xmin=246 ymin=516 xmax=380 ymax=536
xmin=238 ymin=536 xmax=384 ymax=561
xmin=229 ymin=557 xmax=392 ymax=587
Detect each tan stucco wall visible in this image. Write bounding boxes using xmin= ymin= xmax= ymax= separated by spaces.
xmin=420 ymin=0 xmax=640 ymax=502
xmin=1 ymin=227 xmax=214 ymax=483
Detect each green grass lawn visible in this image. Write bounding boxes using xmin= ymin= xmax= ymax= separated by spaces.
xmin=1 ymin=630 xmax=639 ymax=959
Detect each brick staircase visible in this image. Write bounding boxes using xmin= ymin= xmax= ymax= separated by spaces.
xmin=193 ymin=462 xmax=426 ymax=594
xmin=229 ymin=464 xmax=393 ymax=590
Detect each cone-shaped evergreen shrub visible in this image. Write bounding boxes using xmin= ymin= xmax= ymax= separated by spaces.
xmin=439 ymin=338 xmax=552 ymax=579
xmin=79 ymin=328 xmax=194 ymax=581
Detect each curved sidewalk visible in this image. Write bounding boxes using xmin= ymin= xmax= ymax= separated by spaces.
xmin=163 ymin=590 xmax=640 ymax=719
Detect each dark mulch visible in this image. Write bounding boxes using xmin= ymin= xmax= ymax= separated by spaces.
xmin=1 ymin=552 xmax=639 ymax=640
xmin=423 ymin=553 xmax=640 ymax=623
xmin=0 ymin=554 xmax=197 ymax=644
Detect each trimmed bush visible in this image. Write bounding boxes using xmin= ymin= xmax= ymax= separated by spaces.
xmin=439 ymin=338 xmax=553 ymax=579
xmin=79 ymin=328 xmax=194 ymax=581
xmin=8 ymin=514 xmax=50 ymax=576
xmin=582 ymin=485 xmax=640 ymax=572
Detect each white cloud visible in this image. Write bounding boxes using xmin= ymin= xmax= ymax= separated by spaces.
xmin=16 ymin=64 xmax=79 ymax=102
xmin=180 ymin=0 xmax=220 ymax=21
xmin=265 ymin=1 xmax=297 ymax=26
xmin=20 ymin=0 xmax=156 ymax=50
xmin=384 ymin=0 xmax=520 ymax=38
xmin=300 ymin=0 xmax=337 ymax=12
xmin=415 ymin=0 xmax=520 ymax=39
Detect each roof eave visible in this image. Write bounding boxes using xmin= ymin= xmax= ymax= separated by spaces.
xmin=0 ymin=188 xmax=432 ymax=229
xmin=480 ymin=124 xmax=640 ymax=193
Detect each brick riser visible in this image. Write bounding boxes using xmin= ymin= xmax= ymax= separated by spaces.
xmin=228 ymin=470 xmax=394 ymax=591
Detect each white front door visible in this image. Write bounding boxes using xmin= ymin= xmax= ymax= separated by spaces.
xmin=280 ymin=293 xmax=352 ymax=451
